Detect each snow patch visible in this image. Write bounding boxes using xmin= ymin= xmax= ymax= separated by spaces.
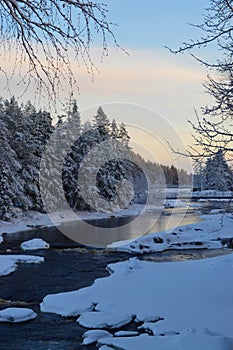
xmin=20 ymin=238 xmax=49 ymax=251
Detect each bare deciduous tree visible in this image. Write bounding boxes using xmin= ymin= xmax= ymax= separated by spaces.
xmin=0 ymin=0 xmax=121 ymax=104
xmin=169 ymin=0 xmax=233 ymax=160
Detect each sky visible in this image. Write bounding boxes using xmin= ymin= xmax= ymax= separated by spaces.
xmin=0 ymin=0 xmax=213 ymax=170
xmin=78 ymin=0 xmax=212 ymax=170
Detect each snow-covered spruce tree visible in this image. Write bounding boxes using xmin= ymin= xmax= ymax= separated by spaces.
xmin=118 ymin=122 xmax=130 ymax=149
xmin=203 ymin=150 xmax=232 ymax=191
xmin=0 ymin=119 xmax=27 ymax=219
xmin=62 ymin=106 xmax=134 ymax=211
xmin=18 ymin=104 xmax=53 ymax=210
xmin=39 ymin=120 xmax=65 ymax=212
xmin=62 ymin=100 xmax=84 ymax=210
xmin=110 ymin=119 xmax=119 ymax=139
xmin=0 ymin=98 xmax=54 ymax=217
xmin=92 ymin=106 xmax=111 ymax=141
xmin=94 ymin=115 xmax=133 ymax=209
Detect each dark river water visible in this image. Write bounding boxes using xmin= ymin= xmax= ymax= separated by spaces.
xmin=0 ymin=202 xmax=232 ymax=350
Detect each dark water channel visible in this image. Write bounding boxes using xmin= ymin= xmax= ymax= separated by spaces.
xmin=0 ymin=203 xmax=232 ymax=350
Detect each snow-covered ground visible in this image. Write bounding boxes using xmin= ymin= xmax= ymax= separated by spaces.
xmin=0 ymin=255 xmax=44 ymax=276
xmin=40 ymin=252 xmax=233 ymax=349
xmin=108 ymin=213 xmax=233 ymax=253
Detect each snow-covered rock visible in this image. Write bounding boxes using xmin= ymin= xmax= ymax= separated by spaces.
xmin=82 ymin=330 xmax=113 ymax=345
xmin=20 ymin=238 xmax=49 ymax=251
xmin=0 ymin=255 xmax=44 ymax=276
xmin=0 ymin=308 xmax=37 ymax=323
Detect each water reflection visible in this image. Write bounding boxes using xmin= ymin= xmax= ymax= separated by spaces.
xmin=3 ymin=200 xmax=233 ymax=250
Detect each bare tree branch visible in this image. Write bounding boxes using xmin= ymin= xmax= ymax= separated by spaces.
xmin=0 ymin=0 xmax=123 ymax=107
xmin=169 ymin=0 xmax=233 ymax=161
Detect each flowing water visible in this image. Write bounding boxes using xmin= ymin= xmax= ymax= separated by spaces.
xmin=0 ymin=201 xmax=232 ymax=350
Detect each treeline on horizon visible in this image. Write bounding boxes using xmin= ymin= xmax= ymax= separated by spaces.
xmin=0 ymin=97 xmax=191 ymax=220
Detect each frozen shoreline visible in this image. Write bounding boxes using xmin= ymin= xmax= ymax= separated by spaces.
xmin=1 ymin=204 xmax=233 ymax=255
xmin=109 ymin=212 xmax=233 ymax=253
xmin=0 ymin=204 xmax=151 ymax=236
xmin=40 ymin=251 xmax=233 ymax=350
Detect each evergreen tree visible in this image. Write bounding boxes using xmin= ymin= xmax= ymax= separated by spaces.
xmin=118 ymin=122 xmax=130 ymax=149
xmin=203 ymin=150 xmax=232 ymax=191
xmin=110 ymin=119 xmax=119 ymax=139
xmin=0 ymin=120 xmax=26 ymax=219
xmin=0 ymin=98 xmax=193 ymax=219
xmin=93 ymin=106 xmax=110 ymax=141
xmin=16 ymin=107 xmax=53 ymax=210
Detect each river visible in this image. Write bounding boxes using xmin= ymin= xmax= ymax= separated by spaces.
xmin=0 ymin=201 xmax=232 ymax=350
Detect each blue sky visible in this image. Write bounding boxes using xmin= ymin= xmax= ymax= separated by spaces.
xmin=107 ymin=0 xmax=209 ymax=50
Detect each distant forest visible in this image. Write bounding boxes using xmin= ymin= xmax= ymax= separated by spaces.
xmin=0 ymin=97 xmax=191 ymax=220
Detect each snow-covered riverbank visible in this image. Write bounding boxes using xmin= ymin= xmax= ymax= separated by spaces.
xmin=1 ymin=205 xmax=233 ymax=349
xmin=0 ymin=205 xmax=152 ymax=236
xmin=1 ymin=204 xmax=233 ymax=255
xmin=109 ymin=212 xmax=233 ymax=253
xmin=40 ymin=252 xmax=233 ymax=350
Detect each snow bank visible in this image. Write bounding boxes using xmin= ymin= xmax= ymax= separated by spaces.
xmin=0 ymin=308 xmax=37 ymax=323
xmin=20 ymin=238 xmax=50 ymax=251
xmin=41 ymin=252 xmax=233 ymax=346
xmin=98 ymin=329 xmax=233 ymax=350
xmin=0 ymin=255 xmax=44 ymax=276
xmin=108 ymin=213 xmax=233 ymax=253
